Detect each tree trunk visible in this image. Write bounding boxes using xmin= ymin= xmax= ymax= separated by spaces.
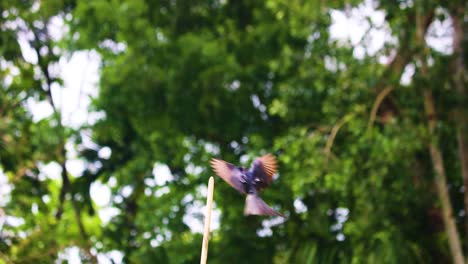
xmin=456 ymin=130 xmax=468 ymax=248
xmin=451 ymin=7 xmax=468 ymax=253
xmin=423 ymin=90 xmax=465 ymax=264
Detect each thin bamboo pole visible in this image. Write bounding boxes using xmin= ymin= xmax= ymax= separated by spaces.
xmin=200 ymin=176 xmax=214 ymax=264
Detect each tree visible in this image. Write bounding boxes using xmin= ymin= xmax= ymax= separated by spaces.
xmin=1 ymin=0 xmax=467 ymax=263
xmin=1 ymin=1 xmax=98 ymax=262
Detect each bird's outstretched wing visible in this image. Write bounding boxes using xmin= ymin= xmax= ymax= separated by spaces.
xmin=250 ymin=154 xmax=278 ymax=190
xmin=210 ymin=158 xmax=246 ymax=194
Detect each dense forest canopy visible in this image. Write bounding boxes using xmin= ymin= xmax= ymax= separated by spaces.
xmin=0 ymin=0 xmax=467 ymax=263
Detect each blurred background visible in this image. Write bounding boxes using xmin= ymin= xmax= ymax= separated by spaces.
xmin=1 ymin=0 xmax=467 ymax=263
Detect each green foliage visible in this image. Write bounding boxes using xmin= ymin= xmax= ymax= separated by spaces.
xmin=1 ymin=0 xmax=467 ymax=263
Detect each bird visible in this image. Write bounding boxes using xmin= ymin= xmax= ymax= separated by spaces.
xmin=210 ymin=153 xmax=283 ymax=217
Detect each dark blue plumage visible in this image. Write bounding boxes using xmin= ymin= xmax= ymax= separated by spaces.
xmin=210 ymin=154 xmax=283 ymax=217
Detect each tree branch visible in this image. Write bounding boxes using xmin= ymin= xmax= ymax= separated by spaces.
xmin=423 ymin=89 xmax=465 ymax=264
xmin=29 ymin=20 xmax=97 ymax=263
xmin=367 ymin=86 xmax=394 ymax=131
xmin=417 ymin=7 xmax=464 ymax=262
xmin=366 ymin=9 xmax=434 ymax=140
xmin=324 ymin=113 xmax=354 ymax=158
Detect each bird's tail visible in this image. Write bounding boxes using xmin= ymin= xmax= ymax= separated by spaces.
xmin=244 ymin=194 xmax=283 ymax=217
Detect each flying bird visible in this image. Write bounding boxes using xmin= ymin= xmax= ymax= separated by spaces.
xmin=210 ymin=154 xmax=283 ymax=217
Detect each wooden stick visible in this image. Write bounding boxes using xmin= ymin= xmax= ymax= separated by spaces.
xmin=200 ymin=176 xmax=214 ymax=264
